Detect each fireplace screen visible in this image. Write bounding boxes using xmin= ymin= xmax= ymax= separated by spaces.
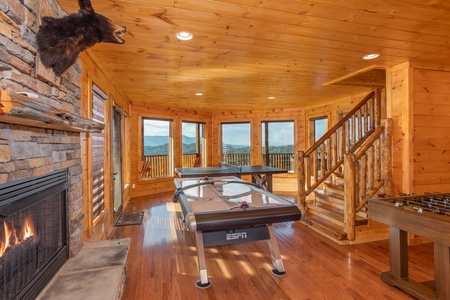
xmin=0 ymin=169 xmax=68 ymax=300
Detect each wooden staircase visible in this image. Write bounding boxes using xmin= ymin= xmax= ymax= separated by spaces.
xmin=298 ymin=90 xmax=393 ymax=244
xmin=303 ymin=173 xmax=373 ymax=243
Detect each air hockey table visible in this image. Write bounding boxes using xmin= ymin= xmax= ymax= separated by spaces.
xmin=173 ymin=176 xmax=304 ymax=288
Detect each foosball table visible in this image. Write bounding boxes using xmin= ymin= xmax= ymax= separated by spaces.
xmin=367 ymin=193 xmax=450 ymax=300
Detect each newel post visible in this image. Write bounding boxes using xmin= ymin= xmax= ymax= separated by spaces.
xmin=382 ymin=118 xmax=394 ymax=196
xmin=344 ymin=153 xmax=357 ymax=240
xmin=297 ymin=150 xmax=306 ymax=207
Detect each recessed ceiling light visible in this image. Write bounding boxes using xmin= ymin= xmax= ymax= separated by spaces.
xmin=362 ymin=53 xmax=380 ymax=60
xmin=195 ymin=93 xmax=203 ymax=96
xmin=176 ymin=31 xmax=194 ymax=41
xmin=268 ymin=96 xmax=276 ymax=100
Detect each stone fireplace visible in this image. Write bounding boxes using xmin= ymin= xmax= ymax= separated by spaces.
xmin=1 ymin=0 xmax=85 ymax=250
xmin=0 ymin=0 xmax=131 ymax=298
xmin=0 ymin=0 xmax=88 ymax=296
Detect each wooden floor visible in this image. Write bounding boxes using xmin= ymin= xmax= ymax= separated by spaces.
xmin=109 ymin=192 xmax=434 ymax=300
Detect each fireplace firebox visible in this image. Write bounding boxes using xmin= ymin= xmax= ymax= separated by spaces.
xmin=0 ymin=169 xmax=69 ymax=300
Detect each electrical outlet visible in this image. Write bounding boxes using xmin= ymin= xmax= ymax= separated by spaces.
xmin=101 ymin=223 xmax=105 ymax=232
xmin=132 ymin=184 xmax=135 ymax=189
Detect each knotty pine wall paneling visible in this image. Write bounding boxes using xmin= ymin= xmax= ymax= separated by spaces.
xmin=387 ymin=62 xmax=412 ymax=195
xmin=387 ymin=63 xmax=450 ymax=195
xmin=412 ymin=68 xmax=450 ymax=194
xmin=129 ymin=104 xmax=212 ymax=198
xmin=211 ymin=108 xmax=306 ymax=193
xmin=79 ymin=49 xmax=132 ymax=242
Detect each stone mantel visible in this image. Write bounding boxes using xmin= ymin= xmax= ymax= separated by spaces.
xmin=0 ymin=90 xmax=104 ymax=133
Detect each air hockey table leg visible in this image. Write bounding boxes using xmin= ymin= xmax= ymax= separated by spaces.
xmin=267 ymin=224 xmax=286 ymax=276
xmin=194 ymin=231 xmax=212 ymax=288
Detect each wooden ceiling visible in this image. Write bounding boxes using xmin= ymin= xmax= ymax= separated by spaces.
xmin=56 ymin=0 xmax=450 ymax=112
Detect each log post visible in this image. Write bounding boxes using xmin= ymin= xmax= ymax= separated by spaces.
xmin=344 ymin=153 xmax=357 ymax=240
xmin=297 ymin=150 xmax=306 ymax=207
xmin=382 ymin=119 xmax=394 ymax=196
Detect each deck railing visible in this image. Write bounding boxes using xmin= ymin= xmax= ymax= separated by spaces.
xmin=262 ymin=153 xmax=293 ymax=171
xmin=141 ymin=153 xmax=294 ymax=179
xmin=222 ymin=153 xmax=293 ymax=171
xmin=141 ymin=155 xmax=170 ymax=179
xmin=182 ymin=153 xmax=198 ymax=168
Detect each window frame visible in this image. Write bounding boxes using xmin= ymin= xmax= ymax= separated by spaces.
xmin=309 ymin=116 xmax=328 ymax=146
xmin=141 ymin=117 xmax=174 ymax=179
xmin=220 ymin=122 xmax=251 ymax=166
xmin=181 ymin=121 xmax=206 ymax=168
xmin=91 ymin=84 xmax=107 ymax=221
xmin=261 ymin=120 xmax=295 ymax=171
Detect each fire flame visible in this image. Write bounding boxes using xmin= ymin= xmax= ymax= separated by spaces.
xmin=1 ymin=222 xmax=11 ymax=256
xmin=0 ymin=218 xmax=34 ymax=257
xmin=23 ymin=219 xmax=33 ymax=239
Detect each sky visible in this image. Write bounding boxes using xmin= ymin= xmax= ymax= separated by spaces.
xmin=143 ymin=119 xmax=169 ymax=136
xmin=263 ymin=122 xmax=295 ymax=146
xmin=182 ymin=122 xmax=197 ymax=137
xmin=222 ymin=123 xmax=251 ymax=145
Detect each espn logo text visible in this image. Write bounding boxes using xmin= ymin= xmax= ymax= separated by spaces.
xmin=226 ymin=232 xmax=247 ymax=240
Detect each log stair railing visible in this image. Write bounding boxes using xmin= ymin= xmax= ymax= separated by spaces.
xmin=297 ymin=90 xmax=393 ymax=243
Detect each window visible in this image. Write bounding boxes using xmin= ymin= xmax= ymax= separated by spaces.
xmin=221 ymin=122 xmax=250 ymax=166
xmin=182 ymin=121 xmax=205 ymax=167
xmin=91 ymin=84 xmax=107 ymax=220
xmin=312 ymin=117 xmax=327 ymax=143
xmin=309 ymin=116 xmax=328 ymax=173
xmin=347 ymin=115 xmax=371 ymax=147
xmin=142 ymin=118 xmax=173 ymax=178
xmin=262 ymin=121 xmax=294 ymax=172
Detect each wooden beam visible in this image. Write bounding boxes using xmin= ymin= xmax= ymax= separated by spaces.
xmin=0 ymin=91 xmax=104 ymax=133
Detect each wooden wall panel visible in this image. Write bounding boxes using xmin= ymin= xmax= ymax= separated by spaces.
xmin=387 ymin=63 xmax=412 ymax=195
xmin=413 ymin=68 xmax=450 ymax=194
xmin=79 ymin=50 xmax=132 ymax=242
xmin=128 ymin=106 xmax=305 ymax=196
xmin=129 ymin=104 xmax=212 ymax=198
xmin=211 ymin=108 xmax=305 ymax=168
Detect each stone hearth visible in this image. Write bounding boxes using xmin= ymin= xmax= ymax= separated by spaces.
xmin=37 ymin=238 xmax=130 ymax=300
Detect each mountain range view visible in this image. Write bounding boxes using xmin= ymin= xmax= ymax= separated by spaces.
xmin=144 ymin=135 xmax=293 ymax=156
xmin=144 ymin=135 xmax=250 ymax=148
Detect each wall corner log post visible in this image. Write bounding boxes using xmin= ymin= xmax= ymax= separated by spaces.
xmin=0 ymin=90 xmax=104 ymax=133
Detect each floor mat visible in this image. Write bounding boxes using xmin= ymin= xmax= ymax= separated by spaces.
xmin=114 ymin=211 xmax=144 ymax=226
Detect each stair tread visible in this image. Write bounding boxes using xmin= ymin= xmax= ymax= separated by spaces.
xmin=307 ymin=202 xmax=343 ymax=217
xmin=323 ymin=181 xmax=344 ymax=191
xmin=333 ymin=171 xmax=344 ymax=178
xmin=303 ymin=214 xmax=347 ymax=241
xmin=306 ymin=202 xmax=368 ymax=225
xmin=314 ymin=189 xmax=344 ymax=201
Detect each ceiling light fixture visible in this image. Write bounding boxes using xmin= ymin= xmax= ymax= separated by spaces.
xmin=268 ymin=96 xmax=276 ymax=100
xmin=362 ymin=53 xmax=380 ymax=60
xmin=195 ymin=93 xmax=203 ymax=96
xmin=176 ymin=31 xmax=194 ymax=41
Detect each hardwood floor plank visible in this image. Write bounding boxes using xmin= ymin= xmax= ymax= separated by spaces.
xmin=109 ymin=192 xmax=432 ymax=299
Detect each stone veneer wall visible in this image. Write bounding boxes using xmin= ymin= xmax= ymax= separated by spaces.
xmin=0 ymin=0 xmax=84 ymax=256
